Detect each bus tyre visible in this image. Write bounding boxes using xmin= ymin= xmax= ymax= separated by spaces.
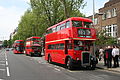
xmin=25 ymin=53 xmax=28 ymax=56
xmin=48 ymin=55 xmax=52 ymax=63
xmin=30 ymin=52 xmax=34 ymax=57
xmin=66 ymin=58 xmax=73 ymax=70
xmin=91 ymin=64 xmax=96 ymax=70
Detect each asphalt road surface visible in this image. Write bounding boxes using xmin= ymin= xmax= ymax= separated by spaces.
xmin=0 ymin=49 xmax=120 ymax=80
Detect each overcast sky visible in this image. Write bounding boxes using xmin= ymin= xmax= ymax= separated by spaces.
xmin=0 ymin=0 xmax=109 ymax=40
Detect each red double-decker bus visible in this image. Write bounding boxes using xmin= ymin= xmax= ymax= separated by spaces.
xmin=13 ymin=40 xmax=24 ymax=54
xmin=45 ymin=17 xmax=98 ymax=70
xmin=25 ymin=36 xmax=42 ymax=56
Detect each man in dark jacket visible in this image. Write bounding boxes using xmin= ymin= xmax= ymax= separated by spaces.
xmin=106 ymin=46 xmax=113 ymax=68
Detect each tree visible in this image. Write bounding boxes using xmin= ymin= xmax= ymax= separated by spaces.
xmin=95 ymin=30 xmax=117 ymax=46
xmin=3 ymin=40 xmax=8 ymax=48
xmin=30 ymin=0 xmax=85 ymax=27
xmin=13 ymin=0 xmax=85 ymax=41
xmin=60 ymin=0 xmax=85 ymax=18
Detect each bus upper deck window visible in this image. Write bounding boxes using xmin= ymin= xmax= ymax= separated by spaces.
xmin=84 ymin=22 xmax=92 ymax=28
xmin=72 ymin=21 xmax=82 ymax=27
xmin=66 ymin=21 xmax=70 ymax=28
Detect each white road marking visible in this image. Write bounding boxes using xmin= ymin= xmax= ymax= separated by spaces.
xmin=0 ymin=79 xmax=4 ymax=80
xmin=54 ymin=68 xmax=61 ymax=71
xmin=4 ymin=53 xmax=7 ymax=61
xmin=6 ymin=61 xmax=8 ymax=66
xmin=0 ymin=64 xmax=5 ymax=66
xmin=6 ymin=67 xmax=10 ymax=76
xmin=0 ymin=61 xmax=5 ymax=63
xmin=0 ymin=69 xmax=5 ymax=71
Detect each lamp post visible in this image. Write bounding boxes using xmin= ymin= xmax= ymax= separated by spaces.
xmin=93 ymin=0 xmax=96 ymax=56
xmin=93 ymin=0 xmax=95 ymax=25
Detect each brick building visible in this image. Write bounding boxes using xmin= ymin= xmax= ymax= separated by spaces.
xmin=89 ymin=0 xmax=120 ymax=41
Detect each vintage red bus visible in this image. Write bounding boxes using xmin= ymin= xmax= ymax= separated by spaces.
xmin=25 ymin=36 xmax=42 ymax=56
xmin=13 ymin=40 xmax=24 ymax=54
xmin=45 ymin=17 xmax=98 ymax=70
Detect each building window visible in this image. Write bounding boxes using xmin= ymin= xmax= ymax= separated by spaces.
xmin=103 ymin=24 xmax=117 ymax=38
xmin=102 ymin=13 xmax=107 ymax=20
xmin=106 ymin=10 xmax=111 ymax=18
xmin=94 ymin=18 xmax=98 ymax=25
xmin=112 ymin=8 xmax=117 ymax=17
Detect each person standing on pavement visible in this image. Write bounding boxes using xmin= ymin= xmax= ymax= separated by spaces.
xmin=103 ymin=47 xmax=108 ymax=66
xmin=95 ymin=47 xmax=99 ymax=59
xmin=112 ymin=46 xmax=119 ymax=68
xmin=99 ymin=47 xmax=104 ymax=61
xmin=106 ymin=46 xmax=113 ymax=68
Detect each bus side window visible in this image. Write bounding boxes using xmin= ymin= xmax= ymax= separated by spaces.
xmin=52 ymin=27 xmax=56 ymax=32
xmin=48 ymin=45 xmax=51 ymax=49
xmin=60 ymin=23 xmax=66 ymax=30
xmin=47 ymin=29 xmax=53 ymax=34
xmin=56 ymin=25 xmax=60 ymax=31
xmin=59 ymin=43 xmax=64 ymax=50
xmin=66 ymin=21 xmax=70 ymax=28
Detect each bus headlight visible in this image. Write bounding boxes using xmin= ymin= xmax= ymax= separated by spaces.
xmin=76 ymin=58 xmax=79 ymax=60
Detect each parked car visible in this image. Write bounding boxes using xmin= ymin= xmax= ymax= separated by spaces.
xmin=9 ymin=48 xmax=14 ymax=51
xmin=6 ymin=48 xmax=9 ymax=51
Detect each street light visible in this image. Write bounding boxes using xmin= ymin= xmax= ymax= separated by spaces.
xmin=93 ymin=0 xmax=95 ymax=25
xmin=93 ymin=0 xmax=96 ymax=56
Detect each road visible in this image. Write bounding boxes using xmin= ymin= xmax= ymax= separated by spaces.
xmin=0 ymin=49 xmax=120 ymax=80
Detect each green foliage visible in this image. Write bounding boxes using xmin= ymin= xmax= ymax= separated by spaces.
xmin=12 ymin=0 xmax=85 ymax=41
xmin=3 ymin=40 xmax=8 ymax=48
xmin=95 ymin=30 xmax=117 ymax=46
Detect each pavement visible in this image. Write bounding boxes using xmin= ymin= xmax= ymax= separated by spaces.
xmin=96 ymin=59 xmax=120 ymax=73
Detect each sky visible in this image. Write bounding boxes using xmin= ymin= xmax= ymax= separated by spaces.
xmin=0 ymin=0 xmax=109 ymax=40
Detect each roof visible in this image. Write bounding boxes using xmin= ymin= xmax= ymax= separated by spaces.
xmin=47 ymin=17 xmax=92 ymax=30
xmin=15 ymin=40 xmax=24 ymax=42
xmin=26 ymin=44 xmax=41 ymax=47
xmin=26 ymin=36 xmax=41 ymax=40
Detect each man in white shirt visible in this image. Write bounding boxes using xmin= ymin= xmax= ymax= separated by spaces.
xmin=112 ymin=46 xmax=119 ymax=67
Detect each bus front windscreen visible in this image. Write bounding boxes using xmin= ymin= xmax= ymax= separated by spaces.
xmin=72 ymin=21 xmax=92 ymax=28
xmin=84 ymin=22 xmax=92 ymax=28
xmin=72 ymin=21 xmax=82 ymax=27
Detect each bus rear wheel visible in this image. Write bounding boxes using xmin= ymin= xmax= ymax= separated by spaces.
xmin=66 ymin=58 xmax=73 ymax=70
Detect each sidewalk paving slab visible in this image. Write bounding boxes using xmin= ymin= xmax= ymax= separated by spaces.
xmin=96 ymin=60 xmax=120 ymax=73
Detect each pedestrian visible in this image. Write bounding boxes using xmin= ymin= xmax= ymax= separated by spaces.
xmin=99 ymin=47 xmax=104 ymax=61
xmin=95 ymin=47 xmax=99 ymax=59
xmin=103 ymin=47 xmax=108 ymax=66
xmin=112 ymin=46 xmax=119 ymax=68
xmin=106 ymin=46 xmax=113 ymax=68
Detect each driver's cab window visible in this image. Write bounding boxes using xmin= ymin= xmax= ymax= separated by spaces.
xmin=74 ymin=40 xmax=84 ymax=50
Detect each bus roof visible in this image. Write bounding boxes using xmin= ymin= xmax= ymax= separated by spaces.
xmin=15 ymin=40 xmax=24 ymax=42
xmin=47 ymin=17 xmax=92 ymax=30
xmin=26 ymin=36 xmax=41 ymax=40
